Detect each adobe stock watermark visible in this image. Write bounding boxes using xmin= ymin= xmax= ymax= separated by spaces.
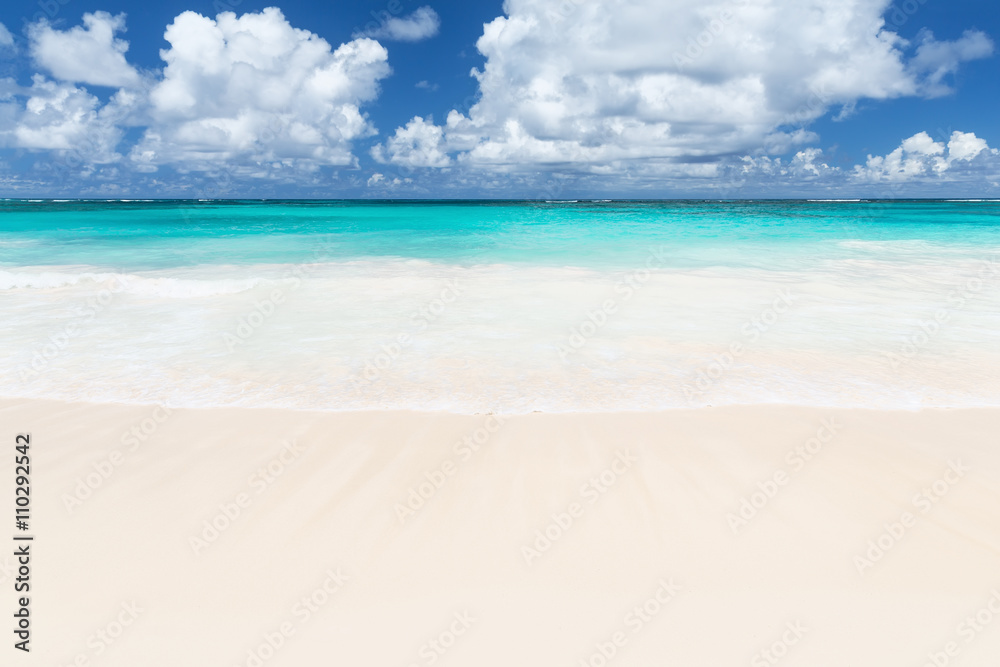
xmin=62 ymin=404 xmax=175 ymax=513
xmin=558 ymin=246 xmax=670 ymax=361
xmin=24 ymin=0 xmax=74 ymax=27
xmin=541 ymin=0 xmax=589 ymax=25
xmin=223 ymin=289 xmax=288 ymax=353
xmin=211 ymin=0 xmax=243 ymax=15
xmin=884 ymin=0 xmax=933 ymax=32
xmin=750 ymin=621 xmax=808 ymax=667
xmin=234 ymin=567 xmax=350 ymax=667
xmin=672 ymin=0 xmax=752 ymax=70
xmin=20 ymin=274 xmax=129 ymax=382
xmin=353 ymin=0 xmax=422 ymax=38
xmin=394 ymin=414 xmax=507 ymax=524
xmin=357 ymin=278 xmax=464 ymax=384
xmin=164 ymin=115 xmax=301 ymax=196
xmin=405 ymin=611 xmax=476 ymax=667
xmin=884 ymin=256 xmax=998 ymax=369
xmin=30 ymin=127 xmax=117 ymax=190
xmin=853 ymin=460 xmax=969 ymax=575
xmin=189 ymin=438 xmax=308 ymax=556
xmin=55 ymin=601 xmax=144 ymax=667
xmin=727 ymin=417 xmax=842 ymax=534
xmin=918 ymin=589 xmax=1000 ymax=667
xmin=521 ymin=450 xmax=638 ymax=565
xmin=578 ymin=578 xmax=682 ymax=667
xmin=683 ymin=288 xmax=797 ymax=402
xmin=223 ymin=241 xmax=338 ymax=353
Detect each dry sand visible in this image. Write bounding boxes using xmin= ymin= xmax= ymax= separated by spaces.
xmin=4 ymin=398 xmax=1000 ymax=666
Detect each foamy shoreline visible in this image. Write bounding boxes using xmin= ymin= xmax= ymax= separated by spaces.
xmin=7 ymin=398 xmax=999 ymax=666
xmin=5 ymin=248 xmax=999 ymax=412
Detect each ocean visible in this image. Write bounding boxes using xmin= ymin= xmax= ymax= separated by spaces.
xmin=2 ymin=199 xmax=999 ymax=412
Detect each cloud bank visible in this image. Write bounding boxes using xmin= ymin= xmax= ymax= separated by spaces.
xmin=377 ymin=0 xmax=993 ymax=175
xmin=0 ymin=2 xmax=995 ymax=196
xmin=721 ymin=130 xmax=1000 ymax=197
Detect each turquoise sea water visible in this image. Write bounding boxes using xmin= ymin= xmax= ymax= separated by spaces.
xmin=2 ymin=199 xmax=999 ymax=411
xmin=3 ymin=199 xmax=1000 ymax=270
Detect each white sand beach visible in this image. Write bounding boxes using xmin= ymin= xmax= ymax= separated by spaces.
xmin=7 ymin=398 xmax=999 ymax=666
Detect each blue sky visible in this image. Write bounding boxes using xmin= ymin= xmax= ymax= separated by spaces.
xmin=0 ymin=0 xmax=997 ymax=197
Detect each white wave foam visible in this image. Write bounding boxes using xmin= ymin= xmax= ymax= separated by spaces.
xmin=3 ymin=253 xmax=999 ymax=412
xmin=0 ymin=269 xmax=268 ymax=297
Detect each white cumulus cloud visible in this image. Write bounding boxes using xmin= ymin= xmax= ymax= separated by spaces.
xmin=5 ymin=75 xmax=133 ymax=163
xmin=361 ymin=7 xmax=440 ymax=42
xmin=28 ymin=12 xmax=142 ymax=88
xmin=131 ymin=7 xmax=390 ymax=170
xmin=372 ymin=116 xmax=450 ymax=167
xmin=380 ymin=0 xmax=993 ymax=173
xmin=854 ymin=130 xmax=997 ymax=182
xmin=716 ymin=129 xmax=999 ymax=197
